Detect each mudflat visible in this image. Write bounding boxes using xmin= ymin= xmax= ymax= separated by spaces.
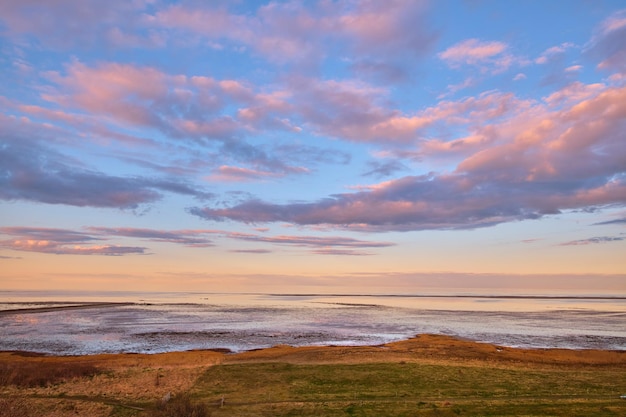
xmin=1 ymin=334 xmax=625 ymax=416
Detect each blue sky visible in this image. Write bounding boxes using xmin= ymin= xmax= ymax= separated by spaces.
xmin=1 ymin=0 xmax=625 ymax=294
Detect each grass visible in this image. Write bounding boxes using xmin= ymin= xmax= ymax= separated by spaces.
xmin=190 ymin=362 xmax=626 ymax=416
xmin=2 ymin=337 xmax=624 ymax=416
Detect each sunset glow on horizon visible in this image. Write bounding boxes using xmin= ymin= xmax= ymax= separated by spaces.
xmin=1 ymin=1 xmax=625 ymax=294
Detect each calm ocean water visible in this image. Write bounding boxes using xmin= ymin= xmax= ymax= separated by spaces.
xmin=0 ymin=291 xmax=624 ymax=355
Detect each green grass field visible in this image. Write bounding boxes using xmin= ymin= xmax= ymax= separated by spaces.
xmin=184 ymin=362 xmax=626 ymax=416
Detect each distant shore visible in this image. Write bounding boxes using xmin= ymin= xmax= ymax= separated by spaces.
xmin=0 ymin=302 xmax=135 ymax=316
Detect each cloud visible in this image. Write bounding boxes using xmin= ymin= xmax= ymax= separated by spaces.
xmin=0 ymin=225 xmax=389 ymax=257
xmin=208 ymin=165 xmax=309 ymax=182
xmin=0 ymin=227 xmax=147 ymax=256
xmin=43 ymin=61 xmax=250 ymax=139
xmin=229 ymin=249 xmax=273 ymax=254
xmin=535 ymin=43 xmax=576 ymax=65
xmin=362 ymin=159 xmax=408 ymax=178
xmin=560 ymin=236 xmax=624 ymax=246
xmin=149 ymin=0 xmax=436 ymax=75
xmin=227 ymin=233 xmax=393 ymax=248
xmin=36 ymin=59 xmax=536 ymax=154
xmin=513 ymin=73 xmax=527 ymax=81
xmin=585 ymin=9 xmax=626 ymax=71
xmin=311 ymin=248 xmax=373 ymax=256
xmin=86 ymin=227 xmax=217 ymax=248
xmin=438 ymin=38 xmax=515 ymax=73
xmin=0 ymin=118 xmax=211 ymax=209
xmin=285 ymin=76 xmax=433 ymax=143
xmin=220 ymin=231 xmax=394 ymax=256
xmin=0 ymin=0 xmax=155 ymax=48
xmin=534 ymin=43 xmax=580 ymax=86
xmin=190 ymin=81 xmax=626 ymax=231
xmin=593 ymin=218 xmax=626 ymax=226
xmin=35 ymin=61 xmax=348 ymax=177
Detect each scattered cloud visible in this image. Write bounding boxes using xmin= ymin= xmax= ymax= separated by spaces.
xmin=0 ymin=0 xmax=157 ymax=48
xmin=149 ymin=0 xmax=436 ymax=76
xmin=521 ymin=238 xmax=543 ymax=244
xmin=535 ymin=43 xmax=576 ymax=65
xmin=191 ymin=81 xmax=626 ymax=231
xmin=0 ymin=227 xmax=147 ymax=256
xmin=362 ymin=159 xmax=408 ymax=178
xmin=585 ymin=9 xmax=626 ymax=71
xmin=0 ymin=124 xmax=210 ymax=208
xmin=565 ymin=65 xmax=582 ymax=72
xmin=311 ymin=248 xmax=373 ymax=256
xmin=86 ymin=227 xmax=217 ymax=248
xmin=207 ymin=165 xmax=309 ymax=183
xmin=593 ymin=218 xmax=626 ymax=226
xmin=438 ymin=38 xmax=516 ymax=73
xmin=560 ymin=236 xmax=624 ymax=246
xmin=0 ymin=226 xmax=392 ymax=257
xmin=513 ymin=73 xmax=527 ymax=81
xmin=229 ymin=249 xmax=273 ymax=254
xmin=226 ymin=233 xmax=394 ymax=249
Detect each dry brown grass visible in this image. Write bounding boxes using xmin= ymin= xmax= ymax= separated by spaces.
xmin=0 ymin=358 xmax=99 ymax=387
xmin=149 ymin=393 xmax=211 ymax=417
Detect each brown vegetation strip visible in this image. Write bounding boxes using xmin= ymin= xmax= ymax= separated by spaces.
xmin=1 ymin=334 xmax=624 ymax=371
xmin=0 ymin=302 xmax=135 ymax=316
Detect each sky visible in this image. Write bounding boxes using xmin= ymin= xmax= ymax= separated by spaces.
xmin=1 ymin=0 xmax=625 ymax=295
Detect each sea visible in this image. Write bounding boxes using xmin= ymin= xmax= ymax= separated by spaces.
xmin=0 ymin=291 xmax=625 ymax=355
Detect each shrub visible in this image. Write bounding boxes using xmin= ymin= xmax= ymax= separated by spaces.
xmin=150 ymin=393 xmax=211 ymax=417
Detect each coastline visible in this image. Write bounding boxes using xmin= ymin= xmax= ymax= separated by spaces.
xmin=2 ymin=334 xmax=624 ymax=366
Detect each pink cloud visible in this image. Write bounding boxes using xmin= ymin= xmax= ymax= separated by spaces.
xmin=39 ymin=61 xmax=300 ymax=149
xmin=312 ymin=248 xmax=373 ymax=256
xmin=190 ymin=81 xmax=626 ymax=231
xmin=86 ymin=227 xmax=218 ymax=248
xmin=535 ymin=43 xmax=576 ymax=64
xmin=0 ymin=0 xmax=154 ymax=48
xmin=338 ymin=0 xmax=432 ymax=54
xmin=229 ymin=249 xmax=273 ymax=254
xmin=38 ymin=59 xmax=538 ymax=151
xmin=208 ymin=165 xmax=308 ymax=183
xmin=0 ymin=227 xmax=147 ymax=256
xmin=218 ymin=231 xmax=394 ymax=256
xmin=440 ymin=39 xmax=507 ymax=62
xmin=438 ymin=38 xmax=516 ymax=73
xmin=149 ymin=0 xmax=436 ymax=75
xmin=586 ymin=9 xmax=626 ymax=71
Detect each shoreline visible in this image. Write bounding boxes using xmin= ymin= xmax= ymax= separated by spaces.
xmin=1 ymin=334 xmax=624 ymax=366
